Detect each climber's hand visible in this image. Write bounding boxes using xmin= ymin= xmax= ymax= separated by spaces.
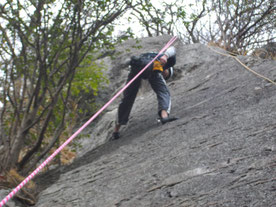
xmin=160 ymin=55 xmax=168 ymax=66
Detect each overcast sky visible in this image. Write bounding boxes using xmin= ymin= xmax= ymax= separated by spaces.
xmin=115 ymin=0 xmax=197 ymax=37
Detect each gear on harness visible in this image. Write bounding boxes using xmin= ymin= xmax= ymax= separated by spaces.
xmin=129 ymin=54 xmax=174 ymax=80
xmin=153 ymin=60 xmax=163 ymax=72
xmin=129 ymin=53 xmax=162 ymax=79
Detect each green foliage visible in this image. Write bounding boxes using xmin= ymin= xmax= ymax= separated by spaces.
xmin=0 ymin=0 xmax=132 ymax=172
xmin=72 ymin=61 xmax=108 ymax=97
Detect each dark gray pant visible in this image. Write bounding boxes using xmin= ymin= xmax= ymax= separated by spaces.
xmin=117 ymin=69 xmax=171 ymax=125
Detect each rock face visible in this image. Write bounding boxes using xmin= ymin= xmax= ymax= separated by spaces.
xmin=253 ymin=42 xmax=276 ymax=59
xmin=34 ymin=36 xmax=276 ymax=207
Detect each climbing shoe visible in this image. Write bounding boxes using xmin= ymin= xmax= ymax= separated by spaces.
xmin=160 ymin=116 xmax=178 ymax=124
xmin=112 ymin=132 xmax=120 ymax=140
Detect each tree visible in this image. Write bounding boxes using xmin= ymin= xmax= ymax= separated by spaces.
xmin=0 ymin=0 xmax=132 ymax=174
xmin=128 ymin=0 xmax=187 ymax=37
xmin=127 ymin=0 xmax=275 ymax=53
xmin=179 ymin=0 xmax=207 ymax=43
xmin=206 ymin=0 xmax=276 ymax=53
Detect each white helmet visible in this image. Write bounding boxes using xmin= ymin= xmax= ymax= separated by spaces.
xmin=164 ymin=67 xmax=174 ymax=80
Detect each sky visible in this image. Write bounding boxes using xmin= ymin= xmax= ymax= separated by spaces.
xmin=114 ymin=0 xmax=197 ymax=37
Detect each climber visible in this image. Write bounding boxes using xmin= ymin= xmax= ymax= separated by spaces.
xmin=112 ymin=46 xmax=177 ymax=140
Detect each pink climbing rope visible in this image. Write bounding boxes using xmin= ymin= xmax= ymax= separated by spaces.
xmin=0 ymin=36 xmax=177 ymax=207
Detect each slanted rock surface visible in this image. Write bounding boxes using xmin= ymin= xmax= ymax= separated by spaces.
xmin=34 ymin=36 xmax=276 ymax=207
